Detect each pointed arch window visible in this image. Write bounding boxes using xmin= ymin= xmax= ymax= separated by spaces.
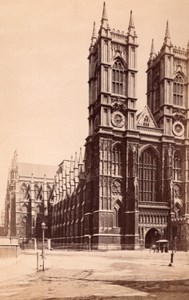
xmin=112 ymin=180 xmax=122 ymax=196
xmin=173 ymin=74 xmax=184 ymax=106
xmin=113 ymin=201 xmax=123 ymax=227
xmin=173 ymin=151 xmax=182 ymax=181
xmin=47 ymin=185 xmax=52 ymax=200
xmin=21 ymin=184 xmax=27 ymax=198
xmin=112 ymin=145 xmax=122 ymax=176
xmin=154 ymin=81 xmax=160 ymax=111
xmin=112 ymin=60 xmax=124 ymax=95
xmin=143 ymin=116 xmax=150 ymax=127
xmin=34 ymin=185 xmax=39 ymax=200
xmin=139 ymin=148 xmax=158 ymax=202
xmin=174 ymin=202 xmax=183 ymax=219
xmin=173 ymin=184 xmax=181 ymax=198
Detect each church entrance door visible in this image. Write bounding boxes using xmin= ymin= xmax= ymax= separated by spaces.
xmin=145 ymin=228 xmax=160 ymax=248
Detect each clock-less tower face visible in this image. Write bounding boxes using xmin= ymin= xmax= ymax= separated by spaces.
xmin=111 ymin=111 xmax=125 ymax=128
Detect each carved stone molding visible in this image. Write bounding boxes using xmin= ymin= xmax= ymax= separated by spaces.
xmin=111 ymin=99 xmax=126 ymax=113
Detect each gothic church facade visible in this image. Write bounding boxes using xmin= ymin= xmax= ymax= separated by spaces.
xmin=52 ymin=3 xmax=189 ymax=250
xmin=5 ymin=3 xmax=189 ymax=250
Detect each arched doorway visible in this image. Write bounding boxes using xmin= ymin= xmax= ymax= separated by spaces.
xmin=145 ymin=228 xmax=160 ymax=248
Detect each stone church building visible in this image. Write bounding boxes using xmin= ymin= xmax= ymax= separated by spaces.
xmin=52 ymin=3 xmax=189 ymax=250
xmin=4 ymin=151 xmax=57 ymax=241
xmin=5 ymin=3 xmax=189 ymax=250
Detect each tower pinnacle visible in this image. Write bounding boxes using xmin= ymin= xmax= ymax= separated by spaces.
xmin=90 ymin=22 xmax=97 ymax=47
xmin=100 ymin=2 xmax=109 ymax=30
xmin=164 ymin=20 xmax=171 ymax=45
xmin=149 ymin=39 xmax=156 ymax=60
xmin=165 ymin=20 xmax=170 ymax=38
xmin=128 ymin=10 xmax=135 ymax=29
xmin=101 ymin=2 xmax=108 ymax=22
xmin=128 ymin=10 xmax=137 ymax=38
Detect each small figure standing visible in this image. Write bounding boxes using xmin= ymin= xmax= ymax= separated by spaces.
xmin=151 ymin=244 xmax=156 ymax=252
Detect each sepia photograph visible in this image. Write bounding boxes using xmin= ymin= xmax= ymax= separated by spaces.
xmin=0 ymin=0 xmax=189 ymax=299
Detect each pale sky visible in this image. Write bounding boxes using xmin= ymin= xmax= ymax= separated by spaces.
xmin=0 ymin=0 xmax=189 ymax=213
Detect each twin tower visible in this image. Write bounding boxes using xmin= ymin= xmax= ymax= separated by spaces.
xmin=54 ymin=2 xmax=189 ymax=250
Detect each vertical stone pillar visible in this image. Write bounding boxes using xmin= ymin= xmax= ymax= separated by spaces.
xmin=43 ymin=174 xmax=48 ymax=217
xmin=30 ymin=174 xmax=36 ymax=237
xmin=48 ymin=239 xmax=51 ymax=250
xmin=33 ymin=238 xmax=37 ymax=251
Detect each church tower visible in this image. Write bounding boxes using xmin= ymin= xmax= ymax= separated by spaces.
xmin=146 ymin=21 xmax=189 ymax=249
xmin=147 ymin=21 xmax=189 ymax=138
xmin=85 ymin=2 xmax=139 ymax=249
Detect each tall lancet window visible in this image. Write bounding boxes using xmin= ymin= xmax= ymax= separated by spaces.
xmin=173 ymin=151 xmax=182 ymax=181
xmin=112 ymin=144 xmax=122 ymax=176
xmin=113 ymin=201 xmax=123 ymax=227
xmin=173 ymin=74 xmax=184 ymax=106
xmin=139 ymin=148 xmax=158 ymax=202
xmin=112 ymin=60 xmax=124 ymax=95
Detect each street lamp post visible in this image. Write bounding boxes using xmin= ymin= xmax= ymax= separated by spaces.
xmin=89 ymin=235 xmax=91 ymax=251
xmin=41 ymin=222 xmax=46 ymax=271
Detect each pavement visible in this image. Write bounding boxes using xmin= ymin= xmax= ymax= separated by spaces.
xmin=0 ymin=249 xmax=189 ymax=299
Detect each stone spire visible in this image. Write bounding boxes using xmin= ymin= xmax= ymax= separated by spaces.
xmin=90 ymin=22 xmax=97 ymax=47
xmin=101 ymin=1 xmax=108 ymax=23
xmin=11 ymin=150 xmax=18 ymax=170
xmin=128 ymin=10 xmax=135 ymax=29
xmin=149 ymin=39 xmax=156 ymax=60
xmin=100 ymin=2 xmax=110 ymax=30
xmin=164 ymin=20 xmax=171 ymax=45
xmin=128 ymin=10 xmax=137 ymax=39
xmin=78 ymin=147 xmax=83 ymax=173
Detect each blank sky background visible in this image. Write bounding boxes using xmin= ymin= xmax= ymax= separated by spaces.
xmin=0 ymin=0 xmax=189 ymax=213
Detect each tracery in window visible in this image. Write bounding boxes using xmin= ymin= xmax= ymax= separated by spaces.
xmin=112 ymin=180 xmax=122 ymax=196
xmin=139 ymin=148 xmax=158 ymax=202
xmin=173 ymin=74 xmax=184 ymax=106
xmin=112 ymin=144 xmax=122 ymax=176
xmin=174 ymin=184 xmax=181 ymax=198
xmin=112 ymin=60 xmax=124 ymax=95
xmin=173 ymin=151 xmax=182 ymax=181
xmin=22 ymin=204 xmax=28 ymax=213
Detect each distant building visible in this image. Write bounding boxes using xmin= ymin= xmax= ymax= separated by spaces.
xmin=4 ymin=151 xmax=57 ymax=240
xmin=52 ymin=3 xmax=189 ymax=250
